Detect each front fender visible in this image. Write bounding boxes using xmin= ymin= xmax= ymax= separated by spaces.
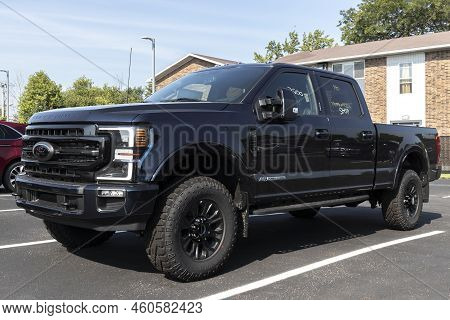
xmin=148 ymin=142 xmax=248 ymax=182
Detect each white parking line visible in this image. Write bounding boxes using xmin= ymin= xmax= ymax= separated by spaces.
xmin=201 ymin=230 xmax=445 ymax=300
xmin=0 ymin=194 xmax=12 ymax=197
xmin=0 ymin=208 xmax=24 ymax=213
xmin=0 ymin=232 xmax=125 ymax=250
xmin=443 ymin=196 xmax=450 ymax=199
xmin=0 ymin=239 xmax=57 ymax=250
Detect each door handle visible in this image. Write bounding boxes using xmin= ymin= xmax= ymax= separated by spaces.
xmin=315 ymin=129 xmax=329 ymax=139
xmin=361 ymin=131 xmax=374 ymax=140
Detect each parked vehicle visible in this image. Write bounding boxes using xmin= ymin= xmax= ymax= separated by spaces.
xmin=0 ymin=121 xmax=26 ymax=192
xmin=16 ymin=64 xmax=441 ymax=281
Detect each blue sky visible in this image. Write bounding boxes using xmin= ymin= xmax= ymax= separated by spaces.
xmin=1 ymin=0 xmax=360 ymax=100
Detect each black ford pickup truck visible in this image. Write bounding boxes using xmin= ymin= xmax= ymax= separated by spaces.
xmin=16 ymin=63 xmax=441 ymax=281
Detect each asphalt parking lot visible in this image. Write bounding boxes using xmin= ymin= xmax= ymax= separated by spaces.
xmin=1 ymin=180 xmax=449 ymax=300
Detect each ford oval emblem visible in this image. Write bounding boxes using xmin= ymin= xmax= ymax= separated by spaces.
xmin=32 ymin=141 xmax=55 ymax=162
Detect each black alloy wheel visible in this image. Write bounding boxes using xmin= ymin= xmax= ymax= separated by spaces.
xmin=180 ymin=199 xmax=225 ymax=261
xmin=403 ymin=181 xmax=419 ymax=217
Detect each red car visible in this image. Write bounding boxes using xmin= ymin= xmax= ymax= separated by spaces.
xmin=0 ymin=121 xmax=26 ymax=192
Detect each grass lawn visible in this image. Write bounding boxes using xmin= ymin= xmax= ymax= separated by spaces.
xmin=441 ymin=173 xmax=450 ymax=179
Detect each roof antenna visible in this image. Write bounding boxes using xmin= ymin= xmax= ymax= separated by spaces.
xmin=126 ymin=47 xmax=133 ymax=103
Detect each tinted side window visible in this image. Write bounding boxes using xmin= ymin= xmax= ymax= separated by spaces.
xmin=0 ymin=125 xmax=21 ymax=139
xmin=319 ymin=77 xmax=362 ymax=118
xmin=261 ymin=73 xmax=319 ymax=116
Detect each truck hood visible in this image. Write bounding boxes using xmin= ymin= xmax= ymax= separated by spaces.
xmin=28 ymin=102 xmax=229 ymax=125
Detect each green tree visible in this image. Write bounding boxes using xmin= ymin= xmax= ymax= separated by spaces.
xmin=254 ymin=40 xmax=284 ymax=63
xmin=125 ymin=86 xmax=145 ymax=103
xmin=100 ymin=85 xmax=144 ymax=104
xmin=143 ymin=81 xmax=153 ymax=97
xmin=17 ymin=71 xmax=63 ymax=123
xmin=301 ymin=30 xmax=335 ymax=51
xmin=62 ymin=76 xmax=101 ymax=107
xmin=339 ymin=0 xmax=450 ymax=44
xmin=62 ymin=76 xmax=144 ymax=107
xmin=254 ymin=29 xmax=335 ymax=62
xmin=282 ymin=31 xmax=301 ymax=55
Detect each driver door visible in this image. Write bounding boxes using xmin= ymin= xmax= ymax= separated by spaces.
xmin=251 ymin=70 xmax=330 ymax=204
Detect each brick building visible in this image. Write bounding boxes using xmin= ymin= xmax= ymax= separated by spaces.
xmin=277 ymin=31 xmax=450 ymax=171
xmin=153 ymin=53 xmax=238 ymax=91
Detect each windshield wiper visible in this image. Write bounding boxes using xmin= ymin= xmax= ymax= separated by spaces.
xmin=161 ymin=98 xmax=203 ymax=102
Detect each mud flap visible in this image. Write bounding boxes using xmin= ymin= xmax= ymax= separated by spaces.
xmin=422 ymin=182 xmax=429 ymax=203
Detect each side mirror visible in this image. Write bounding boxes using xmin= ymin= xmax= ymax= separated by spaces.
xmin=278 ymin=88 xmax=298 ymax=121
xmin=255 ymin=88 xmax=298 ymax=122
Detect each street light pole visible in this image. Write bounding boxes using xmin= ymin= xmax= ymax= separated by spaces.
xmin=0 ymin=70 xmax=9 ymax=121
xmin=141 ymin=37 xmax=156 ymax=94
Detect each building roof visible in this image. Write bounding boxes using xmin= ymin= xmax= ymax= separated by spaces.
xmin=191 ymin=53 xmax=238 ymax=66
xmin=277 ymin=31 xmax=450 ymax=65
xmin=155 ymin=53 xmax=238 ymax=82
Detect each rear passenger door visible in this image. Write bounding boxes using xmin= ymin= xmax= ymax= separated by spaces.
xmin=318 ymin=76 xmax=376 ymax=192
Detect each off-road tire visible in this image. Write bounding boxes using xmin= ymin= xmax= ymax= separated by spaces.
xmin=382 ymin=170 xmax=423 ymax=230
xmin=289 ymin=207 xmax=320 ymax=218
xmin=44 ymin=221 xmax=114 ymax=250
xmin=145 ymin=176 xmax=238 ymax=282
xmin=3 ymin=161 xmax=23 ymax=193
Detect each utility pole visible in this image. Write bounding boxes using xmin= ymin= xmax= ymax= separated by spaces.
xmin=0 ymin=82 xmax=6 ymax=119
xmin=0 ymin=70 xmax=10 ymax=121
xmin=141 ymin=37 xmax=156 ymax=94
xmin=126 ymin=47 xmax=133 ymax=103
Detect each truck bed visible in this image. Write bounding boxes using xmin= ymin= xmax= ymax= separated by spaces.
xmin=374 ymin=123 xmax=440 ymax=189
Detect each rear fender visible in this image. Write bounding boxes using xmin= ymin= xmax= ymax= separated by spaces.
xmin=393 ymin=146 xmax=429 ymax=190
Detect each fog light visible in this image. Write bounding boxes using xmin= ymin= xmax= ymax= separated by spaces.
xmin=98 ymin=190 xmax=125 ymax=198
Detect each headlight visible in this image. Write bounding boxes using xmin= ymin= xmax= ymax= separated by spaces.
xmin=96 ymin=126 xmax=153 ymax=181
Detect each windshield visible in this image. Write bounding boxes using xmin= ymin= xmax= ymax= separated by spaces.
xmin=145 ymin=65 xmax=269 ymax=103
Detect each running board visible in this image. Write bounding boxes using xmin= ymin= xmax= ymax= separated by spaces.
xmin=252 ymin=195 xmax=369 ymax=215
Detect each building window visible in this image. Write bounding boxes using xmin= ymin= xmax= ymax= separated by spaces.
xmin=332 ymin=64 xmax=342 ymax=73
xmin=399 ymin=62 xmax=412 ymax=94
xmin=332 ymin=61 xmax=365 ymax=93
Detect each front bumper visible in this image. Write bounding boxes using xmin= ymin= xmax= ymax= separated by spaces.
xmin=15 ymin=175 xmax=159 ymax=231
